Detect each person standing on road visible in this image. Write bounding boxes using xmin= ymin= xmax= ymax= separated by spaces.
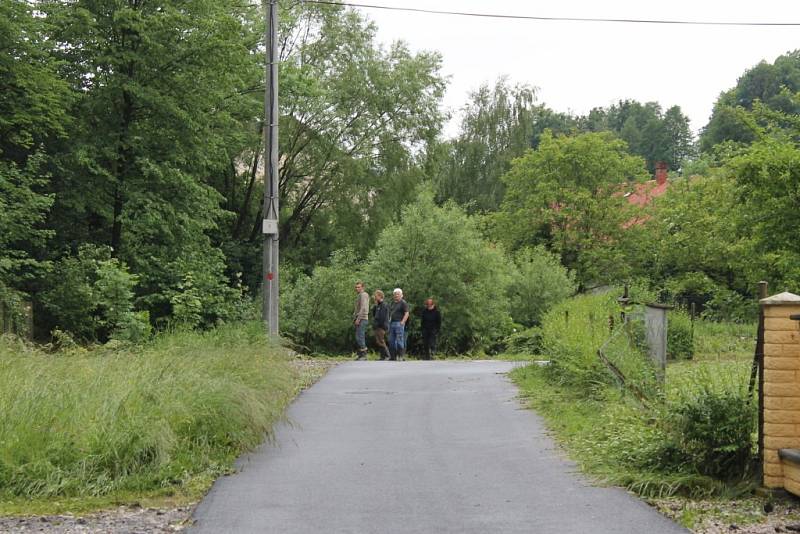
xmin=371 ymin=290 xmax=391 ymax=361
xmin=420 ymin=298 xmax=442 ymax=360
xmin=388 ymin=288 xmax=409 ymax=361
xmin=353 ymin=281 xmax=370 ymax=360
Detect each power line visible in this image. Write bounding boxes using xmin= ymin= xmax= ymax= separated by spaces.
xmin=299 ymin=0 xmax=800 ymax=27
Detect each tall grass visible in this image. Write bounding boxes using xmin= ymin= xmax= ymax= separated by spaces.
xmin=692 ymin=319 xmax=755 ymax=362
xmin=0 ymin=322 xmax=299 ymax=499
xmin=517 ymin=291 xmax=758 ymax=498
xmin=540 ymin=290 xmax=660 ymax=400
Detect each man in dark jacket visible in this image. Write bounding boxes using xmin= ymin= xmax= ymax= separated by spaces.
xmin=389 ymin=288 xmax=409 ymax=361
xmin=420 ymin=298 xmax=442 ymax=360
xmin=371 ymin=290 xmax=392 ymax=361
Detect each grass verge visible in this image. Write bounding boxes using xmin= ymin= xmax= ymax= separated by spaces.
xmin=511 ymin=363 xmax=754 ymax=499
xmin=0 ymin=322 xmax=329 ymax=515
xmin=509 ymin=290 xmax=777 ymax=530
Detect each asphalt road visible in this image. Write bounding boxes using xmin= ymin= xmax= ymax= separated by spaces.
xmin=190 ymin=361 xmax=687 ymax=534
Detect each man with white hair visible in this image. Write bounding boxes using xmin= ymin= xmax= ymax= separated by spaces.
xmin=388 ymin=288 xmax=409 ymax=361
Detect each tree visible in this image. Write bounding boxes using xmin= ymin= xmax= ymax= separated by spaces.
xmin=280 ymin=249 xmax=361 ymax=352
xmin=628 ymin=173 xmax=751 ymax=302
xmin=0 ymin=1 xmax=70 ymax=310
xmin=215 ymin=2 xmax=446 ymax=276
xmin=494 ymin=131 xmax=649 ymax=287
xmin=435 ymin=78 xmax=538 ymax=212
xmin=663 ymin=105 xmax=696 ymax=167
xmin=42 ymin=0 xmax=260 ymax=322
xmin=729 ymin=137 xmax=800 ymax=291
xmin=581 ymin=100 xmax=694 ymax=172
xmin=701 ymin=51 xmax=800 ymax=151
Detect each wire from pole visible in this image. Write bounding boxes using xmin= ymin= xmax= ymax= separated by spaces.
xmin=298 ymin=0 xmax=800 ymax=27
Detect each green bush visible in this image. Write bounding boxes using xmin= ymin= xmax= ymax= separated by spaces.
xmin=702 ymin=288 xmax=758 ymax=323
xmin=0 ymin=283 xmax=31 ymax=338
xmin=42 ymin=245 xmax=146 ymax=342
xmin=507 ymin=246 xmax=576 ymax=327
xmin=282 ymin=189 xmax=518 ymax=355
xmin=667 ymin=310 xmax=694 ymax=360
xmin=280 ymin=249 xmax=361 ymax=353
xmin=504 ymin=326 xmax=543 ymax=355
xmin=365 ymin=189 xmax=514 ymax=354
xmin=664 ymin=272 xmax=718 ymax=310
xmin=664 ymin=371 xmax=755 ymax=480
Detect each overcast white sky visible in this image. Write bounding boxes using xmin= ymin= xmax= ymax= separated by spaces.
xmin=356 ymin=0 xmax=800 ymax=137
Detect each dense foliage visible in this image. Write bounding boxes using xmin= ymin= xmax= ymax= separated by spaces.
xmin=1 ymin=0 xmax=446 ymax=340
xmin=701 ymin=51 xmax=800 ymax=151
xmin=494 ymin=131 xmax=649 ymax=287
xmin=281 ymin=190 xmax=576 ymax=354
xmin=2 ymin=0 xmax=799 ymax=352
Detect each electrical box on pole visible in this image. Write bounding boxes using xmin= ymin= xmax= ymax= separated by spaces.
xmin=263 ymin=0 xmax=279 ymax=337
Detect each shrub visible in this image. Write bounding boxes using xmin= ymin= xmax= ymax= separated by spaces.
xmin=42 ymin=245 xmax=144 ymax=342
xmin=365 ymin=188 xmax=515 ymax=354
xmin=507 ymin=246 xmax=576 ymax=327
xmin=664 ymin=370 xmax=755 ymax=480
xmin=702 ymin=288 xmax=758 ymax=323
xmin=669 ymin=394 xmax=754 ymax=479
xmin=504 ymin=326 xmax=543 ymax=355
xmin=0 ymin=283 xmax=31 ymax=338
xmin=667 ymin=310 xmax=694 ymax=360
xmin=169 ymin=274 xmax=204 ymax=328
xmin=664 ymin=272 xmax=718 ymax=311
xmin=155 ymin=254 xmax=247 ymax=329
xmin=280 ymin=249 xmax=361 ymax=353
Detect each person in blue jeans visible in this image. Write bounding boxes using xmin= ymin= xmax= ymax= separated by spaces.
xmin=388 ymin=288 xmax=409 ymax=361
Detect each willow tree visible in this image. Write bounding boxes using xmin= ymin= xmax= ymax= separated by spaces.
xmin=220 ymin=1 xmax=446 ymax=273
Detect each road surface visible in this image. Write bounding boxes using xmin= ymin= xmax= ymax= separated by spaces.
xmin=191 ymin=361 xmax=687 ymax=533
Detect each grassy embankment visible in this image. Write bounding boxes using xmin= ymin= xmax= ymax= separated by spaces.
xmin=0 ymin=322 xmax=327 ymax=515
xmin=510 ymin=290 xmax=761 ymax=527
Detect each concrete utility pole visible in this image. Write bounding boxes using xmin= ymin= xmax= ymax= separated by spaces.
xmin=262 ymin=0 xmax=279 ymax=336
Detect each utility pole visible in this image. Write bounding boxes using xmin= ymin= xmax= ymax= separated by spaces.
xmin=262 ymin=0 xmax=279 ymax=336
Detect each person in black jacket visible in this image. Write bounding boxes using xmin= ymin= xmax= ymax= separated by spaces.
xmin=371 ymin=290 xmax=392 ymax=361
xmin=420 ymin=298 xmax=442 ymax=360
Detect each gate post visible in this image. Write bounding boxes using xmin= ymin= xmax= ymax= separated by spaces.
xmin=644 ymin=303 xmax=672 ymax=383
xmin=761 ymin=292 xmax=800 ymax=492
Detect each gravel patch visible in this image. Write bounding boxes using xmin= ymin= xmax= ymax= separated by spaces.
xmin=654 ymin=496 xmax=800 ymax=533
xmin=0 ymin=506 xmax=192 ymax=533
